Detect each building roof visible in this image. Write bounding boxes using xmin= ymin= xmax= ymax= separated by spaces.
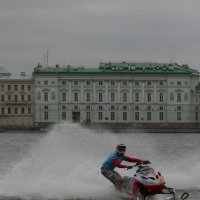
xmin=0 ymin=66 xmax=11 ymax=77
xmin=33 ymin=62 xmax=199 ymax=76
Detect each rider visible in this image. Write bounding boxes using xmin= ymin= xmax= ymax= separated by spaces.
xmin=101 ymin=144 xmax=145 ymax=190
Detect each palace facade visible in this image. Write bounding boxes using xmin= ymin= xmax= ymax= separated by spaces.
xmin=33 ymin=62 xmax=200 ymax=126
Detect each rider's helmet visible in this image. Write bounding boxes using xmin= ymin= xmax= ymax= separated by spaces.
xmin=116 ymin=144 xmax=126 ymax=155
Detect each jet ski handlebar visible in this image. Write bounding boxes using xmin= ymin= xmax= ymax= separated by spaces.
xmin=127 ymin=160 xmax=151 ymax=170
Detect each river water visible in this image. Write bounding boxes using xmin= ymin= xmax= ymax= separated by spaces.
xmin=0 ymin=123 xmax=199 ymax=200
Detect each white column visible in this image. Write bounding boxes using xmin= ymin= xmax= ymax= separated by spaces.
xmin=141 ymin=81 xmax=145 ymax=103
xmin=154 ymin=81 xmax=157 ymax=103
xmin=117 ymin=81 xmax=120 ymax=103
xmin=129 ymin=81 xmax=132 ymax=103
xmin=93 ymin=81 xmax=96 ymax=103
xmin=105 ymin=81 xmax=108 ymax=103
xmin=69 ymin=81 xmax=72 ymax=103
xmin=81 ymin=81 xmax=84 ymax=103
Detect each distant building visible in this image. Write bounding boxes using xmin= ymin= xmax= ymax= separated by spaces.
xmin=0 ymin=66 xmax=11 ymax=77
xmin=33 ymin=62 xmax=200 ymax=126
xmin=0 ymin=73 xmax=34 ymax=128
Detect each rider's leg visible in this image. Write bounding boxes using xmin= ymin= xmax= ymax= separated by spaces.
xmin=101 ymin=168 xmax=123 ymax=190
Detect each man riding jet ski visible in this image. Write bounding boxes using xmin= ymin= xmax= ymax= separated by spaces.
xmin=101 ymin=144 xmax=149 ymax=191
xmin=101 ymin=144 xmax=189 ymax=200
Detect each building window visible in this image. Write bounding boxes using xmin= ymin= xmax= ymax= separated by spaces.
xmin=159 ymin=112 xmax=164 ymax=121
xmin=135 ymin=81 xmax=139 ymax=86
xmin=135 ymin=93 xmax=140 ymax=102
xmin=111 ymin=93 xmax=115 ymax=102
xmin=62 ymin=105 xmax=66 ymax=110
xmin=14 ymin=107 xmax=18 ymax=114
xmin=159 ymin=81 xmax=164 ymax=86
xmin=8 ymin=95 xmax=11 ymax=101
xmin=62 ymin=80 xmax=66 ymax=85
xmin=170 ymin=93 xmax=174 ymax=101
xmin=62 ymin=92 xmax=67 ymax=102
xmin=8 ymin=107 xmax=11 ymax=114
xmin=62 ymin=112 xmax=66 ymax=120
xmin=98 ymin=81 xmax=103 ymax=86
xmin=37 ymin=92 xmax=41 ymax=101
xmin=98 ymin=92 xmax=103 ymax=102
xmin=177 ymin=93 xmax=181 ymax=102
xmin=98 ymin=112 xmax=103 ymax=120
xmin=184 ymin=93 xmax=188 ymax=101
xmin=111 ymin=112 xmax=115 ymax=120
xmin=74 ymin=92 xmax=78 ymax=102
xmin=111 ymin=106 xmax=115 ymax=111
xmin=147 ymin=93 xmax=152 ymax=102
xmin=147 ymin=81 xmax=151 ymax=86
xmin=44 ymin=92 xmax=48 ymax=102
xmin=14 ymin=95 xmax=18 ymax=102
xmin=21 ymin=95 xmax=24 ymax=101
xmin=177 ymin=81 xmax=181 ymax=86
xmin=8 ymin=85 xmax=11 ymax=90
xmin=147 ymin=112 xmax=151 ymax=121
xmin=1 ymin=85 xmax=4 ymax=91
xmin=123 ymin=112 xmax=127 ymax=120
xmin=123 ymin=106 xmax=127 ymax=111
xmin=86 ymin=93 xmax=91 ymax=102
xmin=28 ymin=107 xmax=31 ymax=114
xmin=44 ymin=112 xmax=48 ymax=120
xmin=135 ymin=112 xmax=139 ymax=120
xmin=74 ymin=106 xmax=79 ymax=110
xmin=44 ymin=81 xmax=48 ymax=85
xmin=15 ymin=85 xmax=18 ymax=91
xmin=86 ymin=106 xmax=90 ymax=111
xmin=123 ymin=93 xmax=127 ymax=102
xmin=1 ymin=107 xmax=4 ymax=114
xmin=159 ymin=106 xmax=164 ymax=111
xmin=21 ymin=107 xmax=25 ymax=114
xmin=160 ymin=93 xmax=164 ymax=102
xmin=177 ymin=112 xmax=181 ymax=121
xmin=135 ymin=106 xmax=139 ymax=111
xmin=86 ymin=112 xmax=90 ymax=120
xmin=21 ymin=85 xmax=24 ymax=90
xmin=1 ymin=95 xmax=4 ymax=101
xmin=99 ymin=106 xmax=103 ymax=110
xmin=74 ymin=81 xmax=78 ymax=86
xmin=111 ymin=81 xmax=115 ymax=86
xmin=86 ymin=81 xmax=90 ymax=86
xmin=28 ymin=95 xmax=31 ymax=101
xmin=28 ymin=85 xmax=31 ymax=91
xmin=123 ymin=81 xmax=127 ymax=86
xmin=196 ymin=112 xmax=198 ymax=121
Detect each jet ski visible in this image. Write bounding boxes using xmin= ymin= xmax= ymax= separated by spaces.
xmin=121 ymin=161 xmax=189 ymax=200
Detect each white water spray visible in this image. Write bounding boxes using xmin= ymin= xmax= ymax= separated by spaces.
xmin=0 ymin=123 xmax=199 ymax=199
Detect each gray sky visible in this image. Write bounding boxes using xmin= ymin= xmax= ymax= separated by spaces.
xmin=1 ymin=0 xmax=200 ymax=75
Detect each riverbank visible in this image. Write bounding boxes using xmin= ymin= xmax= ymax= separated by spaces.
xmin=1 ymin=123 xmax=200 ymax=133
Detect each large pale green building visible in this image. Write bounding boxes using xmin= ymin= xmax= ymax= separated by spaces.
xmin=32 ymin=62 xmax=200 ymax=126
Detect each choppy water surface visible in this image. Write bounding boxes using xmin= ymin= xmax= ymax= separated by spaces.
xmin=0 ymin=123 xmax=199 ymax=200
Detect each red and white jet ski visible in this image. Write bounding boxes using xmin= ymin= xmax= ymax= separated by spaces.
xmin=121 ymin=161 xmax=189 ymax=200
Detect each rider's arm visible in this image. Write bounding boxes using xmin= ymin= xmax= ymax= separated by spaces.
xmin=125 ymin=157 xmax=142 ymax=163
xmin=112 ymin=159 xmax=128 ymax=168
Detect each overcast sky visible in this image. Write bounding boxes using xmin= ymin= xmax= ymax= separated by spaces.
xmin=1 ymin=0 xmax=200 ymax=75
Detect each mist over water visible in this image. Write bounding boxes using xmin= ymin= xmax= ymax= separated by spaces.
xmin=0 ymin=123 xmax=199 ymax=199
